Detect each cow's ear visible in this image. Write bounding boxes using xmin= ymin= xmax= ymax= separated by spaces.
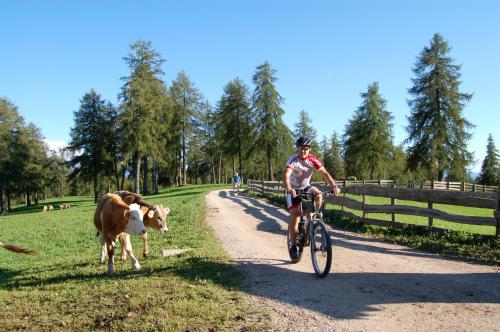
xmin=164 ymin=207 xmax=171 ymax=215
xmin=147 ymin=209 xmax=155 ymax=218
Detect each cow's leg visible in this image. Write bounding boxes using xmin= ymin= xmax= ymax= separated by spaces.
xmin=123 ymin=233 xmax=141 ymax=270
xmin=106 ymin=239 xmax=115 ymax=275
xmin=142 ymin=232 xmax=149 ymax=257
xmin=118 ymin=234 xmax=127 ymax=262
xmin=99 ymin=233 xmax=107 ymax=264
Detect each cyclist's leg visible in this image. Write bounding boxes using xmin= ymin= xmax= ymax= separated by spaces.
xmin=285 ymin=191 xmax=301 ymax=244
xmin=308 ymin=186 xmax=323 ymax=211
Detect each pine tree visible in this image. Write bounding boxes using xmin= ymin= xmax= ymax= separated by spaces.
xmin=67 ymin=90 xmax=114 ymax=203
xmin=330 ymin=131 xmax=345 ymax=180
xmin=405 ymin=33 xmax=474 ymax=181
xmin=0 ymin=98 xmax=25 ymax=211
xmin=215 ymin=78 xmax=253 ymax=180
xmin=478 ymin=134 xmax=500 ymax=185
xmin=343 ymin=82 xmax=393 ymax=179
xmin=252 ymin=62 xmax=291 ymax=180
xmin=120 ymin=39 xmax=166 ymax=193
xmin=170 ymin=71 xmax=203 ymax=185
xmin=294 ymin=110 xmax=317 ymax=141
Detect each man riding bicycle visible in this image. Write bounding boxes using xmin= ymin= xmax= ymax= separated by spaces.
xmin=283 ymin=136 xmax=340 ymax=262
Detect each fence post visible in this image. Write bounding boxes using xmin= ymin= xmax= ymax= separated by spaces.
xmin=261 ymin=180 xmax=265 ymax=194
xmin=461 ymin=181 xmax=465 ymax=191
xmin=420 ymin=180 xmax=424 ymax=189
xmin=378 ymin=179 xmax=382 ymax=186
xmin=483 ymin=184 xmax=486 ymax=192
xmin=431 ymin=180 xmax=435 ymax=190
xmin=472 ymin=183 xmax=476 ymax=192
xmin=391 ymin=183 xmax=396 ymax=223
xmin=362 ymin=180 xmax=368 ymax=219
xmin=496 ymin=192 xmax=500 ymax=238
xmin=446 ymin=180 xmax=450 ymax=190
xmin=341 ymin=179 xmax=347 ymax=212
xmin=428 ymin=201 xmax=433 ymax=227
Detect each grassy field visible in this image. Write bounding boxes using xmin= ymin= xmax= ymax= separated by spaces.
xmin=0 ymin=185 xmax=270 ymax=331
xmin=327 ymin=194 xmax=496 ymax=236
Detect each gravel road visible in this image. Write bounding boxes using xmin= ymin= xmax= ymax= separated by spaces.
xmin=205 ymin=189 xmax=500 ymax=331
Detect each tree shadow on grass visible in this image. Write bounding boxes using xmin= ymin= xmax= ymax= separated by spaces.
xmin=1 ymin=254 xmax=498 ymax=321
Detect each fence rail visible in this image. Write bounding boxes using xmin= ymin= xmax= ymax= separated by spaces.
xmin=247 ymin=179 xmax=500 ymax=238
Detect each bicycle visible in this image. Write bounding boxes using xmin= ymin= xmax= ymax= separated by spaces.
xmin=286 ymin=191 xmax=333 ymax=278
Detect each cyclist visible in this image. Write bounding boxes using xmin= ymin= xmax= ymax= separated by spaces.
xmin=232 ymin=172 xmax=241 ymax=194
xmin=283 ymin=136 xmax=340 ymax=262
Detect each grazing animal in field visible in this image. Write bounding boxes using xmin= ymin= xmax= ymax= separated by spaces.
xmin=114 ymin=191 xmax=170 ymax=258
xmin=59 ymin=204 xmax=70 ymax=210
xmin=93 ymin=193 xmax=146 ymax=274
xmin=42 ymin=204 xmax=54 ymax=212
xmin=0 ymin=240 xmax=39 ymax=255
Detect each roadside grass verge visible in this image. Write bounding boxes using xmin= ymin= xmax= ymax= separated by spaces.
xmin=249 ymin=191 xmax=499 ymax=264
xmin=0 ymin=185 xmax=270 ymax=331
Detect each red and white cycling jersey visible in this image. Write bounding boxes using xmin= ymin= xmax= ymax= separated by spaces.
xmin=286 ymin=153 xmax=323 ymax=189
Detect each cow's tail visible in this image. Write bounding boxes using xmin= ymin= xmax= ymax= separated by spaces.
xmin=0 ymin=240 xmax=39 ymax=255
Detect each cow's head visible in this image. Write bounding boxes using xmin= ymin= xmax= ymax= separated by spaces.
xmin=144 ymin=204 xmax=170 ymax=234
xmin=125 ymin=203 xmax=146 ymax=235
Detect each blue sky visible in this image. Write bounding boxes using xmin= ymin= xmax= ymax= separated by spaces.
xmin=1 ymin=0 xmax=499 ymax=172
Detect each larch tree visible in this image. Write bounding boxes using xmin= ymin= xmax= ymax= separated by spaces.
xmin=67 ymin=89 xmax=114 ymax=203
xmin=405 ymin=33 xmax=474 ymax=181
xmin=478 ymin=134 xmax=500 ymax=185
xmin=330 ymin=131 xmax=345 ymax=180
xmin=251 ymin=62 xmax=291 ymax=181
xmin=170 ymin=71 xmax=203 ymax=185
xmin=119 ymin=39 xmax=166 ymax=193
xmin=343 ymin=82 xmax=394 ymax=179
xmin=215 ymin=78 xmax=253 ymax=180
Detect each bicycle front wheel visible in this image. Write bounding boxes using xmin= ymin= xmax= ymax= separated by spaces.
xmin=310 ymin=221 xmax=332 ymax=278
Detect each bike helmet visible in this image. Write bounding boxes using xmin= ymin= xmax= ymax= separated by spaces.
xmin=295 ymin=136 xmax=313 ymax=147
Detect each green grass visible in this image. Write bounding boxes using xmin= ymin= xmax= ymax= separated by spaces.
xmin=0 ymin=185 xmax=270 ymax=331
xmin=328 ymin=194 xmax=496 ymax=235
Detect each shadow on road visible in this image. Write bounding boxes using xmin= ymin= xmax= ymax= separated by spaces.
xmin=213 ymin=190 xmax=500 ymax=320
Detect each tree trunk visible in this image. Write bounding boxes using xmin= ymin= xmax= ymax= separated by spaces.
xmin=120 ymin=164 xmax=126 ymax=191
xmin=211 ymin=157 xmax=216 ymax=184
xmin=0 ymin=181 xmax=5 ymax=213
xmin=267 ymin=145 xmax=273 ymax=181
xmin=152 ymin=161 xmax=158 ymax=194
xmin=34 ymin=191 xmax=39 ymax=205
xmin=7 ymin=185 xmax=12 ymax=211
xmin=93 ymin=171 xmax=99 ymax=204
xmin=134 ymin=151 xmax=141 ymax=194
xmin=218 ymin=150 xmax=222 ymax=184
xmin=26 ymin=186 xmax=31 ymax=206
xmin=113 ymin=158 xmax=120 ymax=191
xmin=142 ymin=156 xmax=149 ymax=195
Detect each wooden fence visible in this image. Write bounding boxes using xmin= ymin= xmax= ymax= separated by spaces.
xmin=247 ymin=180 xmax=500 ymax=238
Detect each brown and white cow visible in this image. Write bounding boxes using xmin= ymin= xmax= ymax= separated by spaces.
xmin=42 ymin=204 xmax=54 ymax=212
xmin=93 ymin=193 xmax=146 ymax=274
xmin=59 ymin=203 xmax=70 ymax=210
xmin=114 ymin=191 xmax=170 ymax=260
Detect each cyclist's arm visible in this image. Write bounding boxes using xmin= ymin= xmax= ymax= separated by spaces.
xmin=283 ymin=167 xmax=295 ymax=195
xmin=318 ymin=167 xmax=340 ymax=195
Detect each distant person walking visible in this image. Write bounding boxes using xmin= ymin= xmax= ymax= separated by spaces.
xmin=232 ymin=172 xmax=241 ymax=194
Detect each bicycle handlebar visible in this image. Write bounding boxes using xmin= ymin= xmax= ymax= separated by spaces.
xmin=292 ymin=191 xmax=337 ymax=199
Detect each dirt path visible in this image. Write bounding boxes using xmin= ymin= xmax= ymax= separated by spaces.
xmin=205 ymin=190 xmax=500 ymax=331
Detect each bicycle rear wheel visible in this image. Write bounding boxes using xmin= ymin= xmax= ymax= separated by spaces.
xmin=310 ymin=221 xmax=332 ymax=278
